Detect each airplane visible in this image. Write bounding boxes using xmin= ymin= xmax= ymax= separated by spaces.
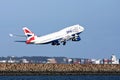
xmin=10 ymin=24 xmax=84 ymax=46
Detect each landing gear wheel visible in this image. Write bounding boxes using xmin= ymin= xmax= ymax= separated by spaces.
xmin=63 ymin=42 xmax=66 ymax=45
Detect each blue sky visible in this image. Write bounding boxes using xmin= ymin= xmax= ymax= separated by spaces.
xmin=0 ymin=0 xmax=120 ymax=59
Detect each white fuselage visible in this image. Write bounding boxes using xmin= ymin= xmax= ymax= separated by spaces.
xmin=34 ymin=24 xmax=84 ymax=44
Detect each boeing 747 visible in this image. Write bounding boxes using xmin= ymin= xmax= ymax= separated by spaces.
xmin=10 ymin=24 xmax=84 ymax=46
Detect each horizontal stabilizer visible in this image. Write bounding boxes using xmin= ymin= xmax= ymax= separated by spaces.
xmin=14 ymin=41 xmax=26 ymax=43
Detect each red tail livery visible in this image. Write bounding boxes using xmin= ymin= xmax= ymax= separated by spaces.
xmin=23 ymin=27 xmax=37 ymax=44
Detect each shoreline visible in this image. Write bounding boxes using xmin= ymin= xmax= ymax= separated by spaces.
xmin=0 ymin=71 xmax=120 ymax=76
xmin=0 ymin=63 xmax=120 ymax=76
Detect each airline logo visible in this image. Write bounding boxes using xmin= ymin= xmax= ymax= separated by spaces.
xmin=26 ymin=36 xmax=35 ymax=44
xmin=66 ymin=30 xmax=73 ymax=34
xmin=23 ymin=27 xmax=35 ymax=44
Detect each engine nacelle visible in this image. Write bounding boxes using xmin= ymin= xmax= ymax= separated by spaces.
xmin=72 ymin=36 xmax=81 ymax=41
xmin=51 ymin=41 xmax=60 ymax=45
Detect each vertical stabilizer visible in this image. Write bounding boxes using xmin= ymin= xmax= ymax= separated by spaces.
xmin=23 ymin=27 xmax=37 ymax=44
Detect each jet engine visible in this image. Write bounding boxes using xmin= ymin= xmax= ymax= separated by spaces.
xmin=72 ymin=36 xmax=81 ymax=41
xmin=51 ymin=41 xmax=60 ymax=45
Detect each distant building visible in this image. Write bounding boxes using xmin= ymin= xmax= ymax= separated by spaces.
xmin=84 ymin=59 xmax=92 ymax=64
xmin=67 ymin=58 xmax=73 ymax=64
xmin=7 ymin=58 xmax=16 ymax=63
xmin=47 ymin=58 xmax=57 ymax=63
xmin=0 ymin=60 xmax=6 ymax=63
xmin=73 ymin=58 xmax=81 ymax=64
xmin=80 ymin=59 xmax=85 ymax=64
xmin=91 ymin=59 xmax=101 ymax=64
xmin=103 ymin=59 xmax=109 ymax=64
xmin=111 ymin=54 xmax=119 ymax=64
xmin=20 ymin=59 xmax=29 ymax=63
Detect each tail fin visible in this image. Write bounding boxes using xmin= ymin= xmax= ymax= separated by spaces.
xmin=23 ymin=27 xmax=37 ymax=44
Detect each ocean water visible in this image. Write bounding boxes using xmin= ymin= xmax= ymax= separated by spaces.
xmin=0 ymin=75 xmax=120 ymax=80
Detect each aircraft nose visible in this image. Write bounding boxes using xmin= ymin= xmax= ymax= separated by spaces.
xmin=81 ymin=26 xmax=84 ymax=31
